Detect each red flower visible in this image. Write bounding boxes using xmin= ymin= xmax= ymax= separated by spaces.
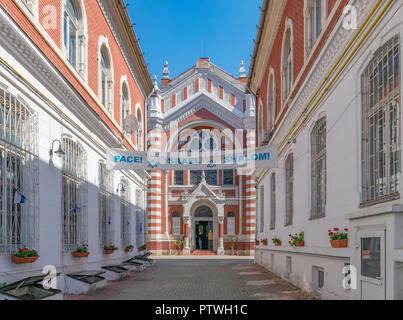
xmin=333 ymin=228 xmax=339 ymax=232
xmin=329 ymin=232 xmax=334 ymax=236
xmin=18 ymin=248 xmax=23 ymax=252
xmin=344 ymin=228 xmax=349 ymax=232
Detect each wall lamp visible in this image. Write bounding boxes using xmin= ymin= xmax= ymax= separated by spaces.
xmin=49 ymin=139 xmax=65 ymax=158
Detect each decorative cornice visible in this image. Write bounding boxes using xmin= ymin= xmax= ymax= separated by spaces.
xmin=0 ymin=5 xmax=122 ymax=150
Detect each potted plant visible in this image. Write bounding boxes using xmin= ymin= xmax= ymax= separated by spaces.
xmin=138 ymin=244 xmax=147 ymax=254
xmin=289 ymin=232 xmax=304 ymax=247
xmin=229 ymin=236 xmax=238 ymax=255
xmin=272 ymin=237 xmax=281 ymax=246
xmin=255 ymin=239 xmax=260 ymax=246
xmin=125 ymin=245 xmax=134 ymax=252
xmin=11 ymin=248 xmax=39 ymax=264
xmin=329 ymin=227 xmax=348 ymax=248
xmin=261 ymin=238 xmax=268 ymax=246
xmin=174 ymin=237 xmax=184 ymax=255
xmin=104 ymin=244 xmax=118 ymax=254
xmin=73 ymin=244 xmax=89 ymax=258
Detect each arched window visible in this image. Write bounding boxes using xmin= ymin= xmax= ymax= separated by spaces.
xmin=136 ymin=106 xmax=143 ymax=150
xmin=282 ymin=24 xmax=293 ymax=103
xmin=99 ymin=161 xmax=113 ymax=247
xmin=311 ymin=117 xmax=326 ymax=218
xmin=285 ymin=154 xmax=294 ymax=226
xmin=63 ymin=0 xmax=86 ymax=77
xmin=120 ymin=178 xmax=131 ymax=247
xmin=172 ymin=212 xmax=181 ymax=236
xmin=361 ymin=36 xmax=400 ymax=203
xmin=100 ymin=44 xmax=113 ymax=115
xmin=305 ymin=0 xmax=327 ymax=57
xmin=121 ymin=81 xmax=130 ymax=128
xmin=62 ymin=137 xmax=87 ymax=251
xmin=267 ymin=70 xmax=276 ymax=133
xmin=0 ymin=88 xmax=38 ymax=253
xmin=227 ymin=212 xmax=235 ymax=236
xmin=258 ymin=101 xmax=264 ymax=145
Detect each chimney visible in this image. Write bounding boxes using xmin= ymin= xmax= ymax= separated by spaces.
xmin=161 ymin=61 xmax=170 ymax=85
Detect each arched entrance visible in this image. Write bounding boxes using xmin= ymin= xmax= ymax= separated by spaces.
xmin=193 ymin=206 xmax=214 ymax=251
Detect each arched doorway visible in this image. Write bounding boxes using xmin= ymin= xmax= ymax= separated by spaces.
xmin=191 ymin=205 xmax=215 ymax=252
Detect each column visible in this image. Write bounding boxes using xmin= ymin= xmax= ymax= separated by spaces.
xmin=217 ymin=216 xmax=224 ymax=255
xmin=244 ymin=129 xmax=257 ymax=255
xmin=183 ymin=216 xmax=190 ymax=255
xmin=147 ymin=128 xmax=163 ymax=251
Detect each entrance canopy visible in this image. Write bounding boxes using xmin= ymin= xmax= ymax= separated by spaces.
xmin=106 ymin=145 xmax=278 ymax=171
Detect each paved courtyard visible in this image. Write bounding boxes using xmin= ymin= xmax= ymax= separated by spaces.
xmin=65 ymin=256 xmax=313 ymax=300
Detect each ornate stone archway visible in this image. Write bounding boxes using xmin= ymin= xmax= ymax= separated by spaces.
xmin=181 ymin=174 xmax=225 ymax=255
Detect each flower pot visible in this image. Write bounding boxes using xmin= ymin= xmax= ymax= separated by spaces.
xmin=330 ymin=239 xmax=348 ymax=248
xmin=104 ymin=250 xmax=115 ymax=255
xmin=295 ymin=241 xmax=305 ymax=247
xmin=125 ymin=248 xmax=133 ymax=253
xmin=177 ymin=251 xmax=183 ymax=255
xmin=11 ymin=254 xmax=39 ymax=264
xmin=73 ymin=251 xmax=89 ymax=258
xmin=274 ymin=242 xmax=281 ymax=246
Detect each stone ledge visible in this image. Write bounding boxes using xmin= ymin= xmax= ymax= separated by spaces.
xmin=255 ymin=245 xmax=352 ymax=259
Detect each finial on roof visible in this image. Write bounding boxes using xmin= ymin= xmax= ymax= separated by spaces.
xmin=162 ymin=61 xmax=170 ymax=80
xmin=239 ymin=60 xmax=247 ymax=78
xmin=153 ymin=75 xmax=159 ymax=90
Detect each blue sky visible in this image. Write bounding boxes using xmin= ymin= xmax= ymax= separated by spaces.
xmin=125 ymin=0 xmax=263 ymax=81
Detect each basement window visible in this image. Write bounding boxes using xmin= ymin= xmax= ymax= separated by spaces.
xmin=0 ymin=274 xmax=61 ymax=300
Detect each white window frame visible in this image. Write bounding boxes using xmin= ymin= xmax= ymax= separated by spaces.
xmin=310 ymin=117 xmax=326 ymax=219
xmin=281 ymin=19 xmax=294 ymax=104
xmin=361 ymin=36 xmax=401 ymax=205
xmin=98 ymin=38 xmax=114 ymax=116
xmin=285 ymin=153 xmax=294 ymax=226
xmin=172 ymin=212 xmax=181 ymax=236
xmin=62 ymin=0 xmax=87 ymax=78
xmin=0 ymin=88 xmax=39 ymax=253
xmin=270 ymin=173 xmax=276 ymax=230
xmin=62 ymin=136 xmax=87 ymax=251
xmin=120 ymin=78 xmax=131 ymax=131
xmin=99 ymin=161 xmax=114 ymax=248
xmin=227 ymin=212 xmax=235 ymax=236
xmin=304 ymin=0 xmax=327 ymax=59
xmin=120 ymin=178 xmax=131 ymax=248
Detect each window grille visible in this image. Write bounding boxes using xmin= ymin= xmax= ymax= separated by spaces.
xmin=172 ymin=212 xmax=180 ymax=236
xmin=62 ymin=137 xmax=87 ymax=251
xmin=285 ymin=154 xmax=294 ymax=226
xmin=0 ymin=89 xmax=38 ymax=253
xmin=174 ymin=171 xmax=184 ymax=185
xmin=361 ymin=36 xmax=401 ymax=204
xmin=223 ymin=169 xmax=234 ymax=185
xmin=260 ymin=186 xmax=264 ymax=233
xmin=99 ymin=161 xmax=113 ymax=247
xmin=311 ymin=117 xmax=326 ymax=218
xmin=270 ymin=173 xmax=276 ymax=230
xmin=120 ymin=179 xmax=131 ymax=247
xmin=227 ymin=212 xmax=235 ymax=236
